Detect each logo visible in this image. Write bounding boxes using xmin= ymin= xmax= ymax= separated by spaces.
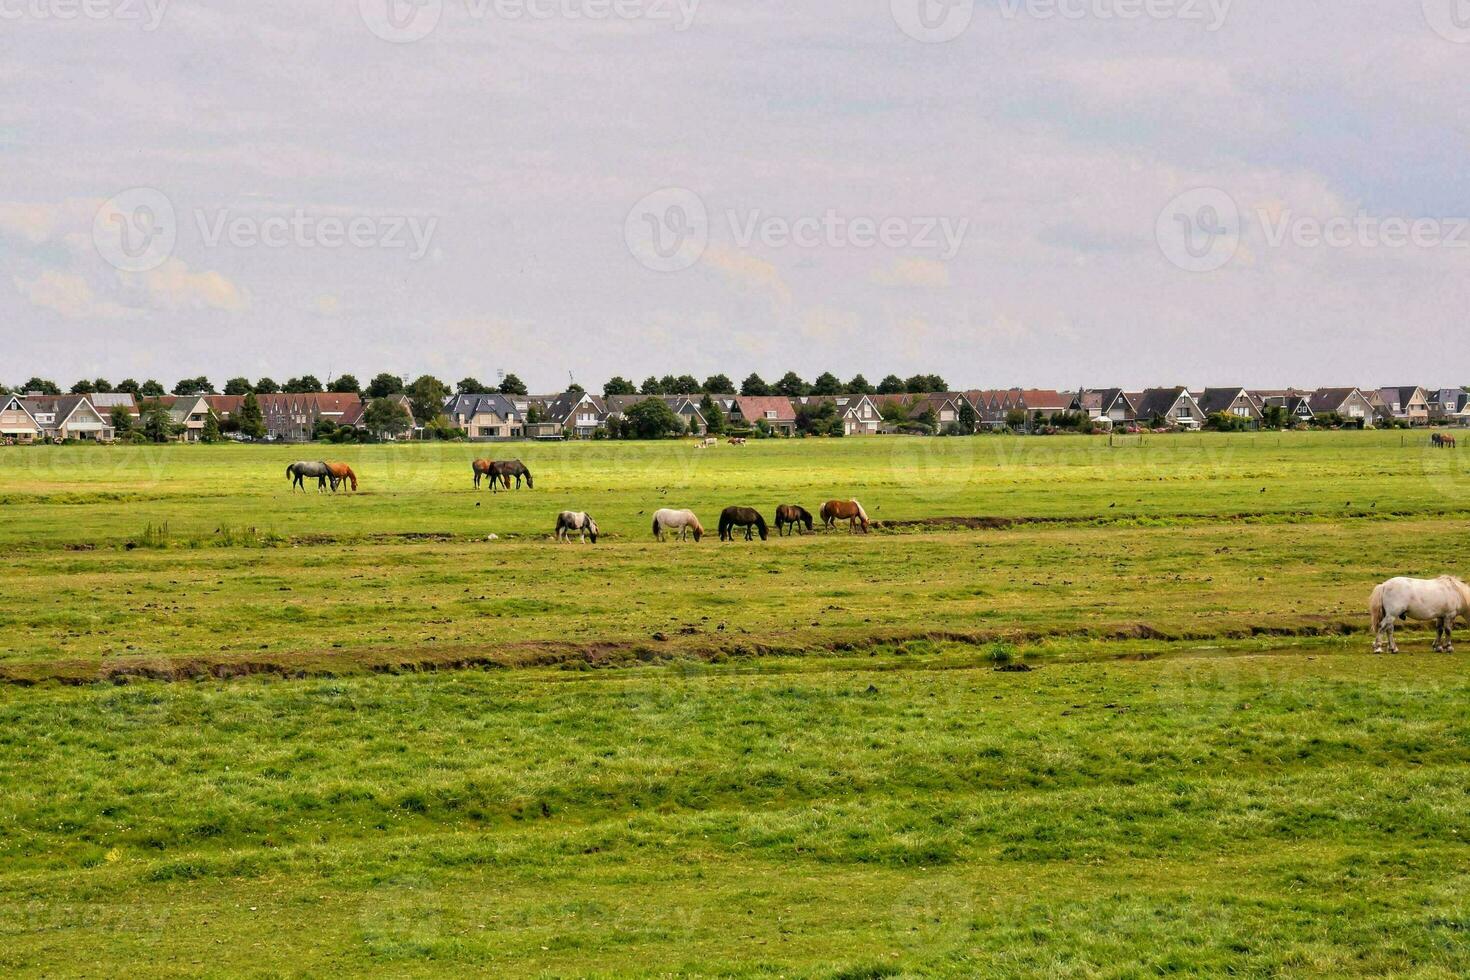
xmin=1423 ymin=0 xmax=1470 ymax=43
xmin=624 ymin=187 xmax=709 ymax=273
xmin=93 ymin=187 xmax=176 ymax=273
xmin=360 ymin=0 xmax=442 ymax=43
xmin=1155 ymin=187 xmax=1240 ymax=273
xmin=892 ymin=0 xmax=975 ymax=43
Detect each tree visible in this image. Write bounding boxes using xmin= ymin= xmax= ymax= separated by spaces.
xmin=70 ymin=379 xmax=96 ymax=394
xmin=498 ymin=374 xmax=528 ymax=396
xmin=671 ymin=375 xmax=701 ymax=395
xmin=284 ymin=375 xmax=323 ymax=393
xmin=173 ymin=376 xmax=213 ymax=395
xmin=905 ymin=374 xmax=947 ymax=394
xmin=847 ymin=374 xmax=874 ymax=394
xmin=116 ymin=379 xmax=141 ymax=396
xmin=604 ymin=376 xmax=636 ymax=396
xmin=139 ymin=379 xmax=165 ymax=398
xmin=702 ymin=374 xmax=735 ymax=394
xmin=957 ymin=399 xmax=978 ymax=434
xmin=774 ymin=372 xmax=810 ymax=397
xmin=876 ymin=374 xmax=906 ymax=394
xmin=740 ymin=373 xmax=771 ymax=396
xmin=109 ymin=405 xmax=133 ymax=437
xmin=329 ymin=374 xmax=361 ymax=394
xmin=456 ymin=377 xmax=485 ymax=395
xmin=20 ymin=377 xmax=60 ymax=395
xmin=365 ymin=373 xmax=403 ymax=399
xmin=700 ymin=394 xmax=727 ymax=435
xmin=567 ymin=382 xmax=585 ymax=394
xmin=223 ymin=377 xmax=253 ymax=395
xmin=142 ymin=403 xmax=180 ymax=443
xmin=1260 ymin=405 xmax=1288 ymax=431
xmin=238 ymin=392 xmax=266 ymax=439
xmin=640 ymin=376 xmax=665 ymax=395
xmin=811 ymin=372 xmax=841 ymax=396
xmin=363 ymin=397 xmax=412 ymax=439
xmin=254 ymin=377 xmax=281 ymax=394
xmin=201 ymin=411 xmax=222 ymax=443
xmin=92 ymin=378 xmax=112 ymax=393
xmin=624 ymin=397 xmax=685 ymax=439
xmin=795 ymin=399 xmax=840 ymax=435
xmin=407 ymin=374 xmax=450 ymax=422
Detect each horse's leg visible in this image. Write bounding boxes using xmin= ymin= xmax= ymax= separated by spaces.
xmin=1385 ymin=616 xmax=1398 ymax=654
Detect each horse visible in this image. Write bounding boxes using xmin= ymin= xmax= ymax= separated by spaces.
xmin=719 ymin=506 xmax=768 ymax=541
xmin=774 ymin=504 xmax=813 ymax=536
xmin=821 ymin=499 xmax=870 ymax=533
xmin=1370 ymin=575 xmax=1470 ymax=653
xmin=728 ymin=437 xmax=747 ymax=446
xmin=287 ymin=461 xmax=330 ymax=492
xmin=325 ymin=462 xmax=357 ymax=492
xmin=493 ymin=460 xmax=534 ymax=492
xmin=653 ymin=508 xmax=703 ymax=542
xmin=472 ymin=459 xmax=497 ymax=489
xmin=555 ymin=511 xmax=598 ymax=543
xmin=1433 ymin=433 xmax=1458 ymax=449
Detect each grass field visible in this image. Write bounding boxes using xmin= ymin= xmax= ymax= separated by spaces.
xmin=3 ymin=433 xmax=1470 ymax=975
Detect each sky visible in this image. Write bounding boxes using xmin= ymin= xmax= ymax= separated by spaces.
xmin=2 ymin=0 xmax=1468 ymax=393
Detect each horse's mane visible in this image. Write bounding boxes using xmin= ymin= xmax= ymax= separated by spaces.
xmin=851 ymin=499 xmax=868 ymax=521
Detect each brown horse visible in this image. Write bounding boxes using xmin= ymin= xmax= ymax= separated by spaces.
xmin=491 ymin=459 xmax=533 ymax=492
xmin=719 ymin=506 xmax=768 ymax=541
xmin=821 ymin=499 xmax=869 ymax=533
xmin=774 ymin=504 xmax=813 ymax=536
xmin=325 ymin=462 xmax=357 ymax=492
xmin=472 ymin=459 xmax=498 ymax=489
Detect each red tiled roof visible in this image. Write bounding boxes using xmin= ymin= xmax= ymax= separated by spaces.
xmin=734 ymin=396 xmax=795 ymax=421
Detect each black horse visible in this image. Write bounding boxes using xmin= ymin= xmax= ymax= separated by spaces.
xmin=491 ymin=459 xmax=534 ymax=492
xmin=774 ymin=504 xmax=813 ymax=536
xmin=719 ymin=506 xmax=768 ymax=541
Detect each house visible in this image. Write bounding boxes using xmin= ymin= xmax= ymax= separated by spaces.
xmin=136 ymin=395 xmax=212 ymax=441
xmin=203 ymin=395 xmax=245 ymax=424
xmin=729 ymin=396 xmax=797 ymax=436
xmin=793 ymin=394 xmax=881 ymax=435
xmin=442 ymin=393 xmax=525 ymax=440
xmin=544 ymin=391 xmax=607 ymax=439
xmin=603 ymin=394 xmax=708 ymax=435
xmin=343 ymin=394 xmax=416 ymax=439
xmin=1070 ymin=389 xmax=1138 ymax=427
xmin=1134 ymin=388 xmax=1204 ymax=429
xmin=1376 ymin=387 xmax=1430 ymax=426
xmin=18 ymin=394 xmax=114 ymax=441
xmin=89 ymin=392 xmax=139 ymax=424
xmin=1196 ymin=388 xmax=1262 ymax=427
xmin=0 ymin=394 xmax=43 ymax=443
xmin=1427 ymin=388 xmax=1469 ymax=423
xmin=1308 ymin=388 xmax=1375 ymax=425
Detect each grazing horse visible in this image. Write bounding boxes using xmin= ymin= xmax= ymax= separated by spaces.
xmin=719 ymin=506 xmax=768 ymax=541
xmin=472 ymin=459 xmax=497 ymax=489
xmin=774 ymin=504 xmax=813 ymax=536
xmin=653 ymin=508 xmax=703 ymax=542
xmin=821 ymin=499 xmax=870 ymax=533
xmin=555 ymin=511 xmax=598 ymax=543
xmin=325 ymin=462 xmax=358 ymax=492
xmin=287 ymin=461 xmax=330 ymax=492
xmin=1370 ymin=575 xmax=1470 ymax=653
xmin=728 ymin=437 xmax=747 ymax=446
xmin=493 ymin=460 xmax=534 ymax=492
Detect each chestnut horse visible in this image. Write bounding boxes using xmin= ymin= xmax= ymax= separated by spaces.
xmin=774 ymin=504 xmax=813 ymax=536
xmin=821 ymin=499 xmax=869 ymax=533
xmin=472 ymin=459 xmax=497 ymax=489
xmin=325 ymin=462 xmax=357 ymax=492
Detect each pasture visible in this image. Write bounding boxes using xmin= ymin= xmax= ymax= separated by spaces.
xmin=3 ymin=433 xmax=1470 ymax=976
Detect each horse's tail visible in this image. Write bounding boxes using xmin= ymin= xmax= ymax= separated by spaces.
xmin=286 ymin=464 xmax=293 ymax=480
xmin=652 ymin=514 xmax=661 ymax=537
xmin=1370 ymin=585 xmax=1384 ymax=633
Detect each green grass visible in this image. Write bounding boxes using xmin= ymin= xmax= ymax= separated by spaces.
xmin=2 ymin=433 xmax=1469 ymax=975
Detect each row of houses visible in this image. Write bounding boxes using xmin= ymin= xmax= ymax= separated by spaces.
xmin=0 ymin=391 xmax=413 ymax=443
xmin=4 ymin=384 xmax=1467 ymax=444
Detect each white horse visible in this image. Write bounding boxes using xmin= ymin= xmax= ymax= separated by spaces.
xmin=1370 ymin=576 xmax=1470 ymax=653
xmin=555 ymin=511 xmax=599 ymax=543
xmin=652 ymin=508 xmax=703 ymax=542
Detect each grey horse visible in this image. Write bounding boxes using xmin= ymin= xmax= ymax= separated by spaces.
xmin=287 ymin=461 xmax=330 ymax=492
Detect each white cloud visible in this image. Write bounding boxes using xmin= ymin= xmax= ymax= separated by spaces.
xmin=13 ymin=270 xmax=132 ymax=320
xmin=873 ymin=257 xmax=950 ymax=289
xmin=134 ymin=259 xmax=248 ymax=313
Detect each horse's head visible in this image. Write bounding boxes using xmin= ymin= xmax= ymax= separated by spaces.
xmin=692 ymin=522 xmax=703 ymax=542
xmin=523 ymin=469 xmax=533 ymax=489
xmin=586 ymin=516 xmax=598 ymax=543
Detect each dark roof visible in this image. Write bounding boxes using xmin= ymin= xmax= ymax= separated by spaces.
xmin=1196 ymin=388 xmax=1250 ymax=414
xmin=1307 ymin=388 xmax=1363 ymax=413
xmin=1134 ymin=387 xmax=1194 ymax=419
xmin=443 ymin=393 xmax=520 ymax=419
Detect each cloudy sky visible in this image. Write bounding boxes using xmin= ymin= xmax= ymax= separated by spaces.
xmin=3 ymin=0 xmax=1468 ymax=392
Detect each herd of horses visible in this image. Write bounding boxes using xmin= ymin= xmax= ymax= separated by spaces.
xmin=280 ymin=457 xmax=1470 ymax=655
xmin=1431 ymin=433 xmax=1458 ymax=448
